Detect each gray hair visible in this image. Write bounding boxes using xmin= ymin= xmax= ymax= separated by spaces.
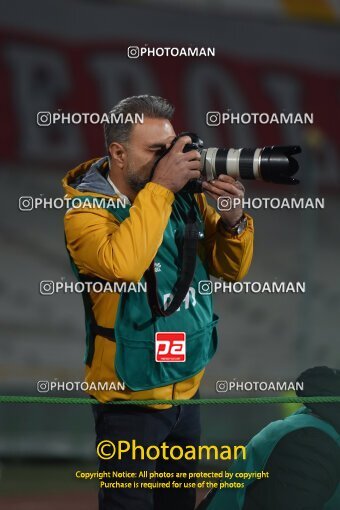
xmin=104 ymin=95 xmax=175 ymax=152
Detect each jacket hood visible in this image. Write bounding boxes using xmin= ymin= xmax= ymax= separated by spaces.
xmin=62 ymin=156 xmax=118 ymax=198
xmin=296 ymin=366 xmax=340 ymax=433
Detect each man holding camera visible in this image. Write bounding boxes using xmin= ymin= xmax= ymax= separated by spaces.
xmin=63 ymin=95 xmax=254 ymax=510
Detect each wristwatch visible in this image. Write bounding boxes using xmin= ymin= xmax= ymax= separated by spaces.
xmin=224 ymin=214 xmax=247 ymax=236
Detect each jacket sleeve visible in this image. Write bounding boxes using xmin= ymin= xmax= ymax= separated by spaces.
xmin=244 ymin=428 xmax=340 ymax=510
xmin=64 ymin=182 xmax=174 ymax=283
xmin=195 ymin=193 xmax=254 ymax=281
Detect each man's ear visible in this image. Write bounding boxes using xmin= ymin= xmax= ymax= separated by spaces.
xmin=109 ymin=142 xmax=127 ymax=169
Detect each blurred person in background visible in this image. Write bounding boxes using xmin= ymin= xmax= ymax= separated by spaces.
xmin=199 ymin=366 xmax=340 ymax=510
xmin=63 ymin=95 xmax=254 ymax=509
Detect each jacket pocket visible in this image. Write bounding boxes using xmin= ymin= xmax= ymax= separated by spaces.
xmin=114 ymin=314 xmax=219 ymax=391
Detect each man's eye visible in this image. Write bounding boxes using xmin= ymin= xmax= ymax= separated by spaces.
xmin=152 ymin=148 xmax=165 ymax=156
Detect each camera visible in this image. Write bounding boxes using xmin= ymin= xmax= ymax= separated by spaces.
xmin=161 ymin=132 xmax=301 ymax=193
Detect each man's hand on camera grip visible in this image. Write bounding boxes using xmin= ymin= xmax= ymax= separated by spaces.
xmin=202 ymin=175 xmax=245 ymax=228
xmin=151 ymin=136 xmax=201 ymax=193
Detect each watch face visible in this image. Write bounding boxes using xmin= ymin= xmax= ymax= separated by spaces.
xmin=236 ymin=218 xmax=247 ymax=235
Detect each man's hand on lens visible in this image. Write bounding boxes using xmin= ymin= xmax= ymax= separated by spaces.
xmin=202 ymin=175 xmax=245 ymax=229
xmin=151 ymin=136 xmax=201 ymax=193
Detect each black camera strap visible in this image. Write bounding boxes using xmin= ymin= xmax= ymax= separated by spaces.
xmin=144 ymin=200 xmax=200 ymax=317
xmin=75 ymin=272 xmax=116 ymax=342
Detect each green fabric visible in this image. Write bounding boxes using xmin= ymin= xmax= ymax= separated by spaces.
xmin=207 ymin=407 xmax=340 ymax=510
xmin=67 ymin=193 xmax=218 ymax=391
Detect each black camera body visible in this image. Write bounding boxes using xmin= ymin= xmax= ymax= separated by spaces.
xmin=163 ymin=131 xmax=301 ymax=193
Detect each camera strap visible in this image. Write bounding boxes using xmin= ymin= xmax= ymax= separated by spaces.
xmin=144 ymin=200 xmax=200 ymax=317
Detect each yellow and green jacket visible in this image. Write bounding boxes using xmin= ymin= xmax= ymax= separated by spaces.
xmin=62 ymin=157 xmax=254 ymax=407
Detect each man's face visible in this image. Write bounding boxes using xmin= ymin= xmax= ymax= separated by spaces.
xmin=124 ymin=117 xmax=176 ymax=193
